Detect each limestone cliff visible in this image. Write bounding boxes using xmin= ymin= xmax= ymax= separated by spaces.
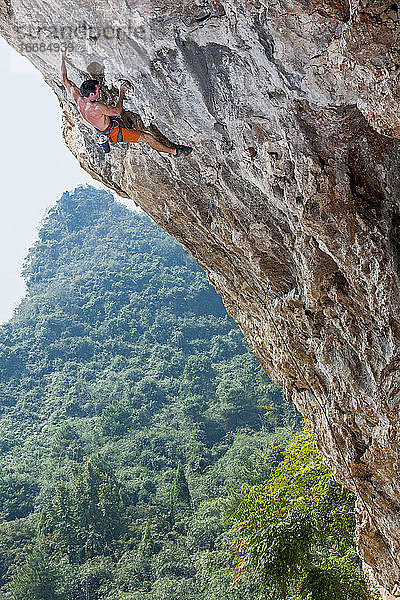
xmin=1 ymin=0 xmax=400 ymax=593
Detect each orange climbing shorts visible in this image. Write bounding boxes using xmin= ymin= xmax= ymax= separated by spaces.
xmin=109 ymin=124 xmax=141 ymax=144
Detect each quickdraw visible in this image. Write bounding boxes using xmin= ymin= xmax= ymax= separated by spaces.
xmin=95 ymin=119 xmax=123 ymax=154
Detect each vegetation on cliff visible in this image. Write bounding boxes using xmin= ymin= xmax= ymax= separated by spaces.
xmin=230 ymin=427 xmax=374 ymax=600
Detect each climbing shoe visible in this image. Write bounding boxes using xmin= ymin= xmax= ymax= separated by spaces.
xmin=174 ymin=145 xmax=193 ymax=157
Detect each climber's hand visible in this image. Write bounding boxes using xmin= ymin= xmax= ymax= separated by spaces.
xmin=120 ymin=84 xmax=129 ymax=95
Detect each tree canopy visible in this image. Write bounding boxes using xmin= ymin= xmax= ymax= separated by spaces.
xmin=0 ymin=186 xmax=301 ymax=599
xmin=229 ymin=427 xmax=375 ymax=600
xmin=0 ymin=186 xmax=366 ymax=600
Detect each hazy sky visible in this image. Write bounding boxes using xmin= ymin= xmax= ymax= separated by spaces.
xmin=0 ymin=37 xmax=106 ymax=324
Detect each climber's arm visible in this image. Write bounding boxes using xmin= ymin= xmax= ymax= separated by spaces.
xmin=99 ymin=86 xmax=127 ymax=117
xmin=61 ymin=51 xmax=81 ymax=102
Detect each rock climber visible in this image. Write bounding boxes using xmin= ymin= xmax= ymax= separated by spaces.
xmin=60 ymin=51 xmax=192 ymax=157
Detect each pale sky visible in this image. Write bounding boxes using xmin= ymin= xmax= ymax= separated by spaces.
xmin=0 ymin=37 xmax=120 ymax=324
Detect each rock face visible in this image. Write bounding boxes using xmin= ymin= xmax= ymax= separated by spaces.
xmin=1 ymin=0 xmax=400 ymax=592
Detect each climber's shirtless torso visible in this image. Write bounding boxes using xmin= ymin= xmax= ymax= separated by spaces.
xmin=68 ymin=82 xmax=117 ymax=132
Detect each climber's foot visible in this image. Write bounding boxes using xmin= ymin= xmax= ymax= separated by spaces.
xmin=174 ymin=145 xmax=193 ymax=158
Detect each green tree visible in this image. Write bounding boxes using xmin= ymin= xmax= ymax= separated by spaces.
xmin=39 ymin=458 xmax=126 ymax=562
xmin=51 ymin=422 xmax=83 ymax=462
xmin=138 ymin=522 xmax=154 ymax=558
xmin=8 ymin=547 xmax=66 ymax=600
xmin=230 ymin=427 xmax=374 ymax=600
xmin=0 ymin=520 xmax=34 ymax=587
xmin=299 ymin=554 xmax=373 ymax=600
xmin=0 ymin=473 xmax=38 ymax=521
xmin=170 ymin=462 xmax=192 ymax=520
xmin=99 ymin=399 xmax=132 ymax=437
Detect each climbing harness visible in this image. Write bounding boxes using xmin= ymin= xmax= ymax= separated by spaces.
xmin=96 ymin=132 xmax=111 ymax=154
xmin=95 ymin=119 xmax=123 ymax=154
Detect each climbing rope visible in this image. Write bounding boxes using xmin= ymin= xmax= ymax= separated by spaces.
xmin=202 ymin=199 xmax=214 ymax=226
xmin=235 ymin=267 xmax=400 ymax=578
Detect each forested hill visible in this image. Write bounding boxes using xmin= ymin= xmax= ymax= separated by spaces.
xmin=0 ymin=186 xmax=300 ymax=599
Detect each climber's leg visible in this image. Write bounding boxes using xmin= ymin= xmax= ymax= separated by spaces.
xmin=109 ymin=126 xmax=192 ymax=156
xmin=138 ymin=132 xmax=177 ymax=155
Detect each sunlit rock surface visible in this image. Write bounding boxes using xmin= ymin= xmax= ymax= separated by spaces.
xmin=1 ymin=0 xmax=400 ymax=593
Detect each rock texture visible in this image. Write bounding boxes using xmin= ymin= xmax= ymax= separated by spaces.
xmin=1 ymin=0 xmax=400 ymax=593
